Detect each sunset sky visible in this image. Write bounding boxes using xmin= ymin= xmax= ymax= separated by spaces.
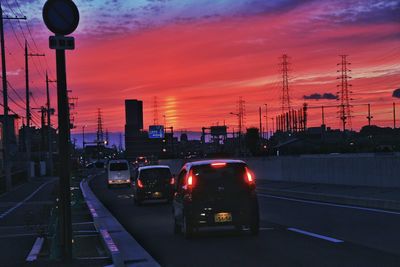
xmin=2 ymin=0 xmax=400 ymax=136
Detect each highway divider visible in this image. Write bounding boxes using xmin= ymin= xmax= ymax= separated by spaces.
xmin=80 ymin=175 xmax=160 ymax=267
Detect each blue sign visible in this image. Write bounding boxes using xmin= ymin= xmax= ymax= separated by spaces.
xmin=149 ymin=125 xmax=164 ymax=139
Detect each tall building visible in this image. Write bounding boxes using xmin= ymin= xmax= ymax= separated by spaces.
xmin=125 ymin=99 xmax=143 ymax=136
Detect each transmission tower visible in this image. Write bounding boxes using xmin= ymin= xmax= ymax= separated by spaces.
xmin=96 ymin=108 xmax=104 ymax=143
xmin=337 ymin=55 xmax=353 ymax=131
xmin=280 ymin=54 xmax=291 ymax=113
xmin=238 ymin=97 xmax=246 ymax=135
xmin=153 ymin=96 xmax=159 ymax=125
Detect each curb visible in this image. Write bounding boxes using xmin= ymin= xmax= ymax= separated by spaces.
xmin=258 ymin=188 xmax=400 ymax=211
xmin=80 ymin=175 xmax=161 ymax=267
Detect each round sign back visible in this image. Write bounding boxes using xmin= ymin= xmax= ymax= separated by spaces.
xmin=43 ymin=0 xmax=79 ymax=35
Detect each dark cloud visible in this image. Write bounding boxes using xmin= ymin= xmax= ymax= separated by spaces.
xmin=393 ymin=88 xmax=400 ymax=98
xmin=303 ymin=92 xmax=338 ymax=100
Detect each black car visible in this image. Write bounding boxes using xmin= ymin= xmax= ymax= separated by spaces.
xmin=172 ymin=159 xmax=259 ymax=238
xmin=132 ymin=165 xmax=175 ymax=205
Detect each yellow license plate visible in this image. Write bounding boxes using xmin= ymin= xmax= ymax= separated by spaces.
xmin=152 ymin=192 xmax=162 ymax=198
xmin=214 ymin=212 xmax=232 ymax=223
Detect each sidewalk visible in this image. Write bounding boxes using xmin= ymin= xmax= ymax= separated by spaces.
xmin=257 ymin=180 xmax=400 ymax=211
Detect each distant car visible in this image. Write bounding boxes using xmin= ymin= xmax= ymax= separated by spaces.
xmin=107 ymin=160 xmax=131 ymax=188
xmin=172 ymin=159 xmax=259 ymax=238
xmin=132 ymin=165 xmax=175 ymax=205
xmin=134 ymin=156 xmax=148 ymax=167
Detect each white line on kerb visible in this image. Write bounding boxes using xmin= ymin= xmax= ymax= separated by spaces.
xmin=258 ymin=193 xmax=400 ymax=216
xmin=0 ymin=180 xmax=54 ymax=219
xmin=287 ymin=228 xmax=344 ymax=243
xmin=26 ymin=237 xmax=44 ymax=262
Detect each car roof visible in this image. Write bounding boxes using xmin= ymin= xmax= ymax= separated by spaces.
xmin=138 ymin=165 xmax=170 ymax=171
xmin=109 ymin=159 xmax=128 ymax=164
xmin=185 ymin=159 xmax=245 ymax=168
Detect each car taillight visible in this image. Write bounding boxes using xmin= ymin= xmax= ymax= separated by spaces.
xmin=211 ymin=162 xmax=226 ymax=167
xmin=170 ymin=177 xmax=175 ymax=185
xmin=137 ymin=179 xmax=144 ymax=188
xmin=244 ymin=167 xmax=254 ymax=184
xmin=186 ymin=170 xmax=195 ymax=188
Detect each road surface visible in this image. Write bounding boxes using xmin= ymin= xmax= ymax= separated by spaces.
xmin=90 ymin=173 xmax=400 ymax=267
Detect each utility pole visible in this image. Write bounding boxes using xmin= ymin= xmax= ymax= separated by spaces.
xmin=46 ymin=72 xmax=56 ymax=175
xmin=367 ymin=103 xmax=372 ymax=127
xmin=264 ymin=104 xmax=268 ymax=139
xmin=25 ymin=40 xmax=45 ymax=177
xmin=271 ymin=117 xmax=275 ymax=135
xmin=394 ymin=102 xmax=396 ymax=129
xmin=1 ymin=4 xmax=26 ymax=191
xmin=321 ymin=106 xmax=325 ymax=126
xmin=259 ymin=107 xmax=262 ymax=139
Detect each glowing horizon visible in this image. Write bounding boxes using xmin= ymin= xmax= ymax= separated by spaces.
xmin=2 ymin=0 xmax=400 ymax=133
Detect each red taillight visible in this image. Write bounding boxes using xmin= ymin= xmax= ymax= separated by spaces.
xmin=137 ymin=179 xmax=144 ymax=188
xmin=245 ymin=167 xmax=254 ymax=184
xmin=170 ymin=177 xmax=175 ymax=185
xmin=211 ymin=162 xmax=226 ymax=167
xmin=186 ymin=170 xmax=195 ymax=188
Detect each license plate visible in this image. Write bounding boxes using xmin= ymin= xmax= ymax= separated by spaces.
xmin=152 ymin=192 xmax=162 ymax=198
xmin=214 ymin=212 xmax=232 ymax=223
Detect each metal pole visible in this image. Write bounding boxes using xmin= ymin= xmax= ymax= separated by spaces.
xmin=394 ymin=102 xmax=396 ymax=129
xmin=264 ymin=104 xmax=268 ymax=139
xmin=367 ymin=103 xmax=372 ymax=127
xmin=0 ymin=5 xmax=11 ymax=191
xmin=259 ymin=107 xmax=262 ymax=139
xmin=46 ymin=72 xmax=54 ymax=175
xmin=56 ymin=47 xmax=72 ymax=261
xmin=321 ymin=106 xmax=325 ymax=126
xmin=24 ymin=41 xmax=32 ymax=177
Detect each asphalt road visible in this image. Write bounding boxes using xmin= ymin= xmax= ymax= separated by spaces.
xmin=0 ymin=177 xmax=58 ymax=267
xmin=90 ymin=173 xmax=400 ymax=267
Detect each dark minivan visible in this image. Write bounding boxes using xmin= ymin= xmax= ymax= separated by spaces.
xmin=132 ymin=165 xmax=175 ymax=205
xmin=172 ymin=159 xmax=259 ymax=238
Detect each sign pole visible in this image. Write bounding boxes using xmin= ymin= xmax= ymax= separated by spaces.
xmin=56 ymin=45 xmax=72 ymax=260
xmin=42 ymin=0 xmax=79 ymax=261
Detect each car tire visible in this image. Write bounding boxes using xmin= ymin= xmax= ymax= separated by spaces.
xmin=134 ymin=196 xmax=142 ymax=206
xmin=182 ymin=215 xmax=193 ymax=239
xmin=250 ymin=214 xmax=259 ymax=236
xmin=173 ymin=218 xmax=181 ymax=234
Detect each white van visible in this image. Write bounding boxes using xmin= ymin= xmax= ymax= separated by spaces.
xmin=107 ymin=160 xmax=131 ymax=188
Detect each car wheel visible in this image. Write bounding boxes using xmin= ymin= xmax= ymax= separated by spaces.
xmin=234 ymin=224 xmax=243 ymax=233
xmin=173 ymin=218 xmax=181 ymax=234
xmin=250 ymin=215 xmax=259 ymax=236
xmin=182 ymin=215 xmax=193 ymax=239
xmin=134 ymin=196 xmax=142 ymax=206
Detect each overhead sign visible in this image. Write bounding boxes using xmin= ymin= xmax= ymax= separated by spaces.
xmin=43 ymin=0 xmax=80 ymax=36
xmin=149 ymin=125 xmax=164 ymax=139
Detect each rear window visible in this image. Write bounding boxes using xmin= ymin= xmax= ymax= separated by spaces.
xmin=192 ymin=163 xmax=246 ymax=191
xmin=140 ymin=168 xmax=171 ymax=181
xmin=109 ymin=162 xmax=128 ymax=171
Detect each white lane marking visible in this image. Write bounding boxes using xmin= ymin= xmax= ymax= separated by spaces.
xmin=258 ymin=193 xmax=400 ymax=216
xmin=26 ymin=237 xmax=44 ymax=261
xmin=287 ymin=228 xmax=343 ymax=243
xmin=0 ymin=180 xmax=54 ymax=219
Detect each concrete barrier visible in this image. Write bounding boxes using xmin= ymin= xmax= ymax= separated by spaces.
xmin=160 ymin=153 xmax=400 ymax=188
